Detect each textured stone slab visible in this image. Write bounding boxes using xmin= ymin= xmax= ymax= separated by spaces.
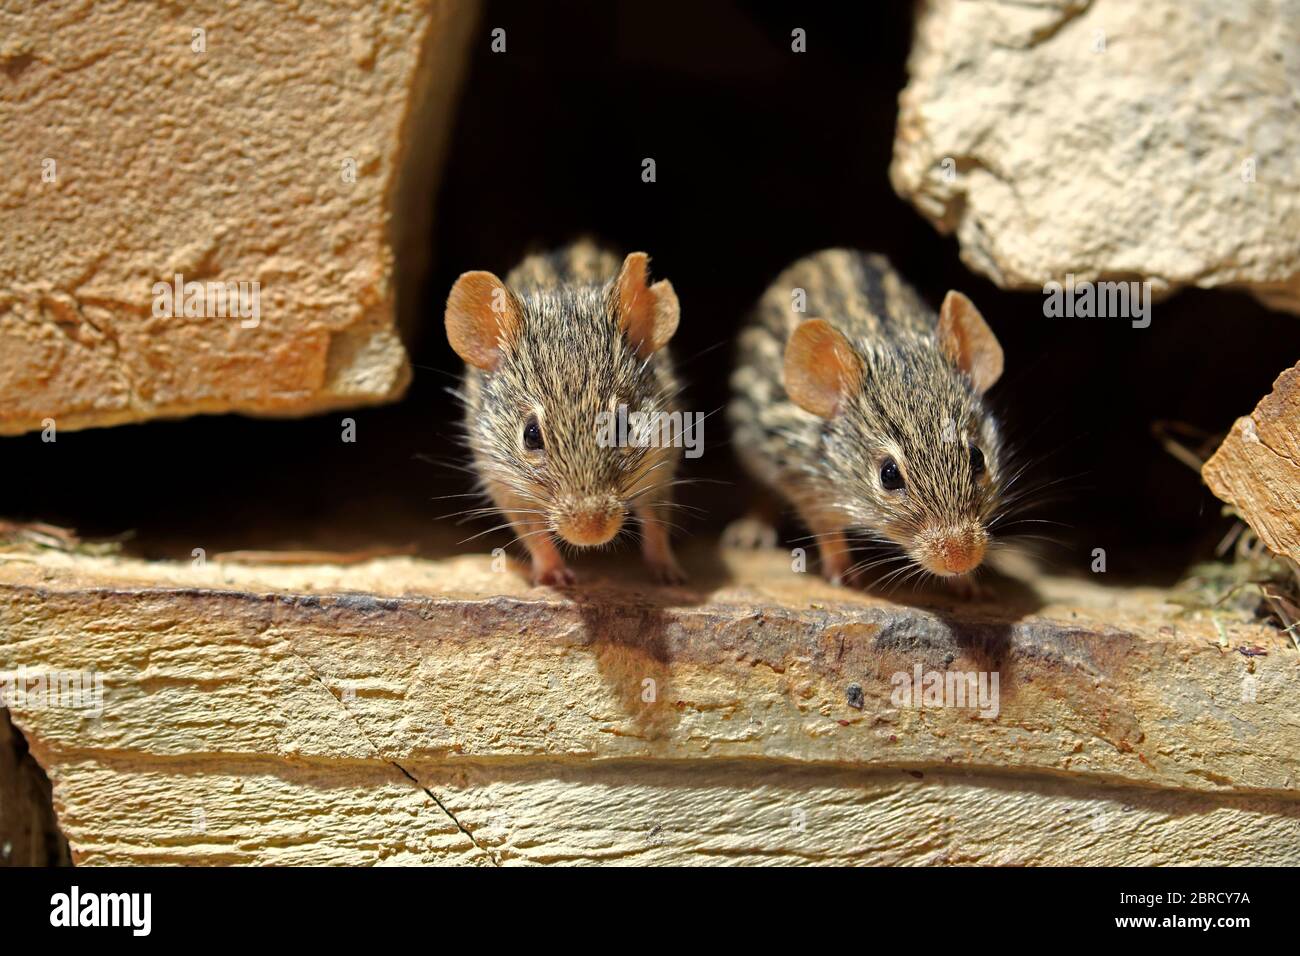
xmin=891 ymin=0 xmax=1300 ymax=313
xmin=1 ymin=546 xmax=1296 ymax=864
xmin=0 ymin=0 xmax=479 ymax=435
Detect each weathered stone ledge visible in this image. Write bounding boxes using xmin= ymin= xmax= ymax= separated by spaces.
xmin=1 ymin=547 xmax=1295 ymax=864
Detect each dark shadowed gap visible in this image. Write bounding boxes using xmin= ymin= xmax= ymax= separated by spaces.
xmin=0 ymin=711 xmax=71 ymax=867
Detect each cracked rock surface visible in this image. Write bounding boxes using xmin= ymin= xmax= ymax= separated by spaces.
xmin=891 ymin=0 xmax=1300 ymax=313
xmin=0 ymin=0 xmax=478 ymax=436
xmin=1 ymin=546 xmax=1297 ymax=865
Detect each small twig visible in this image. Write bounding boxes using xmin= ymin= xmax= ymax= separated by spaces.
xmin=0 ymin=519 xmax=80 ymax=547
xmin=1259 ymin=586 xmax=1300 ymax=652
xmin=1150 ymin=420 xmax=1220 ymax=474
xmin=1214 ymin=521 xmax=1244 ymax=558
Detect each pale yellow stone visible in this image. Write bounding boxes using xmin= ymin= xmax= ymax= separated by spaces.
xmin=892 ymin=0 xmax=1300 ymax=312
xmin=0 ymin=0 xmax=480 ymax=435
xmin=1 ymin=546 xmax=1297 ymax=865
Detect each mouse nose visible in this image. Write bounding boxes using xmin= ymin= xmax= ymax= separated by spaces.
xmin=936 ymin=537 xmax=985 ymax=575
xmin=554 ymin=497 xmax=624 ymax=547
xmin=917 ymin=528 xmax=987 ymax=576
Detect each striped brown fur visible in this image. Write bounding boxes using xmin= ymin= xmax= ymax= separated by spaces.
xmin=448 ymin=240 xmax=686 ymax=587
xmin=728 ymin=249 xmax=1009 ymax=586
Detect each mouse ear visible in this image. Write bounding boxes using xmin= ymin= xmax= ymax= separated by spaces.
xmin=614 ymin=252 xmax=679 ymax=359
xmin=445 ymin=271 xmax=520 ymax=371
xmin=783 ymin=319 xmax=863 ymax=419
xmin=937 ymin=291 xmax=1003 ymax=393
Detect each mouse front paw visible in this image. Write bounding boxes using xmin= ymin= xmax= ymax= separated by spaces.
xmin=647 ymin=555 xmax=687 ymax=586
xmin=533 ymin=563 xmax=577 ymax=588
xmin=819 ymin=550 xmax=864 ymax=588
xmin=825 ymin=567 xmax=866 ymax=589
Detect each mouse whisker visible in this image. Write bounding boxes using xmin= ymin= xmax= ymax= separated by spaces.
xmin=458 ymin=517 xmax=548 ymax=546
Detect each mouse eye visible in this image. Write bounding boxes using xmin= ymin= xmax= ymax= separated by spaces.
xmin=969 ymin=444 xmax=985 ymax=477
xmin=522 ymin=415 xmax=544 ymax=452
xmin=879 ymin=458 xmax=905 ymax=492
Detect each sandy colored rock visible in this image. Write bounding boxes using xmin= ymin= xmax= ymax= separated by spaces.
xmin=1204 ymin=361 xmax=1300 ymax=563
xmin=0 ymin=0 xmax=479 ymax=436
xmin=1 ymin=546 xmax=1297 ymax=865
xmin=891 ymin=0 xmax=1300 ymax=313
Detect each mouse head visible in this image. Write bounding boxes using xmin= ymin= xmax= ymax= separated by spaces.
xmin=783 ymin=291 xmax=1006 ymax=577
xmin=446 ymin=253 xmax=681 ymax=548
